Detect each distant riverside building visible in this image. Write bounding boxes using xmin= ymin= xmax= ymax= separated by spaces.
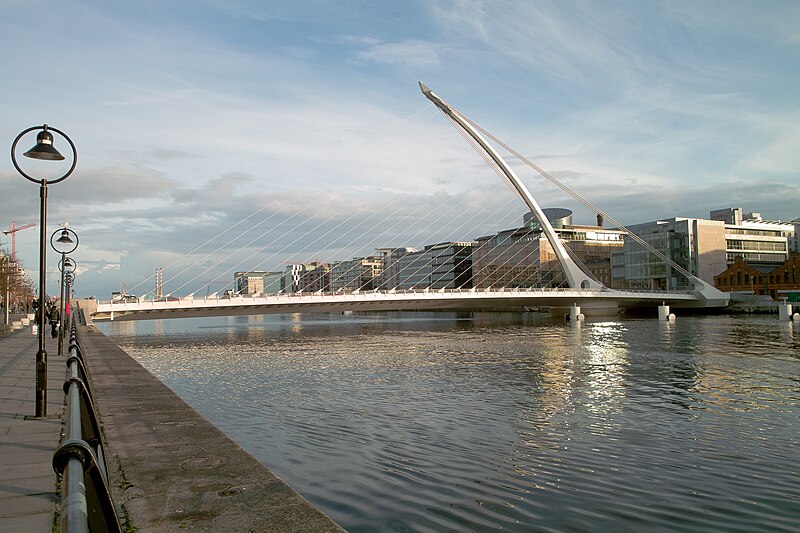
xmin=234 ymin=270 xmax=284 ymax=295
xmin=622 ymin=208 xmax=792 ymax=290
xmin=283 ymin=262 xmax=324 ymax=293
xmin=298 ymin=263 xmax=330 ymax=293
xmin=473 ymin=209 xmax=624 ymax=289
xmin=714 ymin=253 xmax=800 ymax=300
xmin=234 ymin=271 xmax=269 ymax=295
xmin=262 ymin=271 xmax=284 ymax=294
xmin=330 ymin=256 xmax=383 ymax=292
xmin=789 ymin=217 xmax=800 ymax=255
xmin=710 ymin=208 xmax=793 ymax=267
xmin=383 ymin=242 xmax=475 ymax=290
xmin=379 ymin=247 xmax=418 ymax=289
xmin=429 ymin=242 xmax=475 ymax=289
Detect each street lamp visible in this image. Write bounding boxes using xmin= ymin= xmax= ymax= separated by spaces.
xmin=53 ymin=229 xmax=78 ymax=356
xmin=60 ymin=258 xmax=77 ymax=333
xmin=64 ymin=270 xmax=77 ymax=321
xmin=11 ymin=125 xmax=77 ymax=418
xmin=65 ymin=270 xmax=75 ymax=332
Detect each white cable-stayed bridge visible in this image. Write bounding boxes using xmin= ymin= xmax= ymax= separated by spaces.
xmin=90 ymin=84 xmax=730 ymax=321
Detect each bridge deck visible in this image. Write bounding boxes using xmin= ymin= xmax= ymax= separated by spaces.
xmin=93 ymin=288 xmax=702 ymax=321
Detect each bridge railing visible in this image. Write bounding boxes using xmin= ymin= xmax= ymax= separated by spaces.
xmin=52 ymin=322 xmax=122 ymax=533
xmin=97 ymin=285 xmax=696 ymax=307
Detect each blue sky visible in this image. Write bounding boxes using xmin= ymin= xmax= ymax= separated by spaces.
xmin=1 ymin=0 xmax=798 ymax=298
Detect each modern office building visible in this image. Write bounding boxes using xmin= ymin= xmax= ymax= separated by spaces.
xmin=262 ymin=271 xmax=284 ymax=294
xmin=298 ymin=263 xmax=330 ymax=293
xmin=472 ymin=209 xmax=624 ymax=289
xmin=234 ymin=271 xmax=269 ymax=295
xmin=283 ymin=262 xmax=324 ymax=293
xmin=622 ymin=208 xmax=792 ymax=290
xmin=378 ymin=247 xmax=418 ymax=289
xmin=383 ymin=242 xmax=475 ymax=290
xmin=330 ymin=256 xmax=384 ymax=292
xmin=234 ymin=270 xmax=284 ymax=295
xmin=789 ymin=218 xmax=800 ymax=255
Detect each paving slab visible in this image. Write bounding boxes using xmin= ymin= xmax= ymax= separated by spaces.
xmin=0 ymin=328 xmax=65 ymax=531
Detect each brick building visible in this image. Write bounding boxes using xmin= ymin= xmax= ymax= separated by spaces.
xmin=714 ymin=253 xmax=800 ymax=300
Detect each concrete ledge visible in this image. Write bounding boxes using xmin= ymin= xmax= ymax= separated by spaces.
xmin=77 ymin=325 xmax=344 ymax=532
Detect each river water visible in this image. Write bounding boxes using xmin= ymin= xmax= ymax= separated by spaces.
xmin=98 ymin=312 xmax=799 ymax=532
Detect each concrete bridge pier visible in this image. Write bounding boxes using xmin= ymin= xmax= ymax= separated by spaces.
xmin=658 ymin=303 xmax=676 ymax=321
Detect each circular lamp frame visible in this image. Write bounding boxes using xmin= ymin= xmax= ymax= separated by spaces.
xmin=59 ymin=257 xmax=77 ymax=274
xmin=50 ymin=227 xmax=79 ymax=255
xmin=11 ymin=125 xmax=77 ymax=185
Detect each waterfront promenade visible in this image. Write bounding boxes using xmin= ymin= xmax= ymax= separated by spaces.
xmin=0 ymin=327 xmax=63 ymax=531
xmin=1 ymin=319 xmax=343 ymax=531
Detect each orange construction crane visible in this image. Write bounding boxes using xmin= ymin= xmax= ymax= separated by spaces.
xmin=2 ymin=221 xmax=37 ymax=259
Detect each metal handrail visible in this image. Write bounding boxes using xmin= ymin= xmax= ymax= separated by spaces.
xmin=99 ymin=284 xmax=697 ymax=306
xmin=52 ymin=323 xmax=122 ymax=532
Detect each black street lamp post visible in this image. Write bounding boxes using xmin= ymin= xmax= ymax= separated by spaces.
xmin=53 ymin=229 xmax=78 ymax=356
xmin=11 ymin=125 xmax=77 ymax=418
xmin=65 ymin=271 xmax=75 ymax=331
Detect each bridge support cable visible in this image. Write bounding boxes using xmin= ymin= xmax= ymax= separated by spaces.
xmin=341 ymin=190 xmax=515 ymax=293
xmin=364 ymin=191 xmax=572 ymax=294
xmin=261 ymin=189 xmax=456 ymax=294
xmin=153 ymin=197 xmax=308 ymax=298
xmin=420 ymin=82 xmax=601 ymax=291
xmin=420 ymin=83 xmax=729 ymax=306
xmin=454 ymin=104 xmax=720 ymax=292
xmin=128 ymin=102 xmax=442 ymax=299
xmin=349 ymin=191 xmax=520 ymax=293
xmin=338 ymin=118 xmax=585 ymax=294
xmin=324 ymin=173 xmax=520 ymax=293
xmin=442 ymin=113 xmax=595 ymax=290
xmin=233 ymin=108 xmax=450 ymax=293
xmin=126 ymin=197 xmax=303 ymax=298
xmin=172 ymin=181 xmax=437 ymax=296
xmin=165 ymin=198 xmax=325 ymax=296
xmin=393 ymin=206 xmax=565 ymax=293
xmin=466 ymin=119 xmax=696 ymax=279
xmin=287 ymin=192 xmax=450 ymax=293
xmin=496 ymin=238 xmax=571 ymax=290
xmin=467 ymin=112 xmax=730 ymax=303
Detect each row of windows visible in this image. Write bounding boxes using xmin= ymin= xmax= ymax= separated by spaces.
xmin=726 ymin=252 xmax=786 ymax=262
xmin=727 ymin=228 xmax=786 ymax=237
xmin=726 ymin=240 xmax=786 ymax=252
xmin=719 ymin=270 xmax=798 ymax=286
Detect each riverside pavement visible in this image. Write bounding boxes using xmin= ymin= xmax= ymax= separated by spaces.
xmin=2 ymin=315 xmax=344 ymax=531
xmin=0 ymin=326 xmax=64 ymax=531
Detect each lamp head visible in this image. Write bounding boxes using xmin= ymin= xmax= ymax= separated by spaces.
xmin=23 ymin=126 xmax=65 ymax=161
xmin=56 ymin=229 xmax=74 ymax=244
